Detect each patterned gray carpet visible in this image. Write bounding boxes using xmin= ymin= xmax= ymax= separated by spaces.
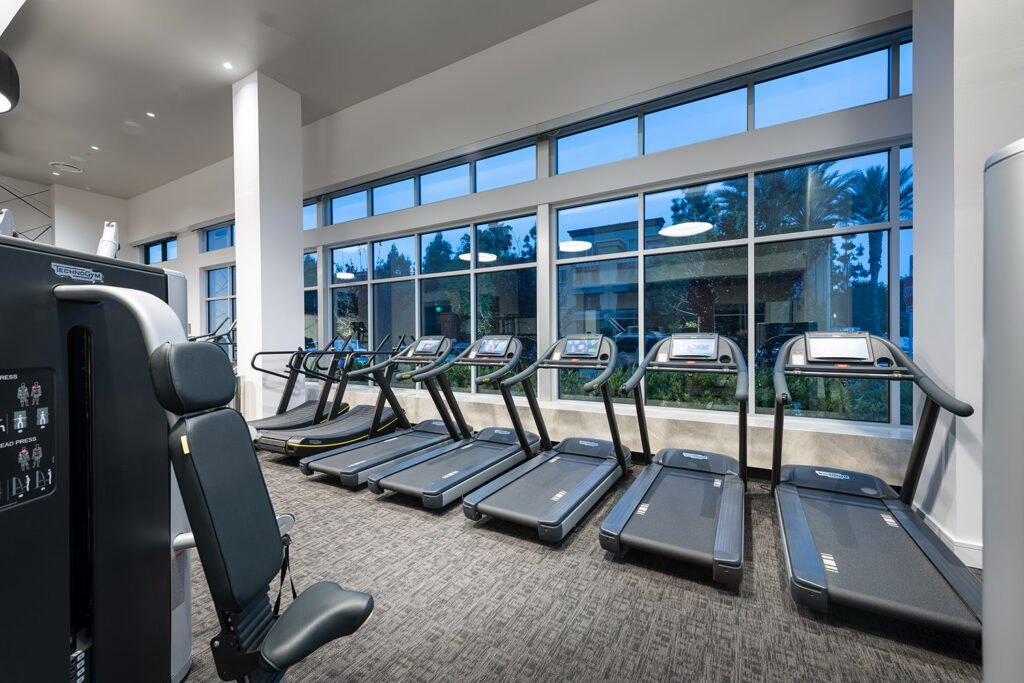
xmin=184 ymin=453 xmax=982 ymax=682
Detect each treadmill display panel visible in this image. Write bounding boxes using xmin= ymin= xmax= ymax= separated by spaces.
xmin=669 ymin=336 xmax=717 ymax=359
xmin=477 ymin=338 xmax=510 ymax=356
xmin=563 ymin=338 xmax=601 ymax=357
xmin=805 ymin=334 xmax=872 ymax=362
xmin=414 ymin=338 xmax=442 ymax=354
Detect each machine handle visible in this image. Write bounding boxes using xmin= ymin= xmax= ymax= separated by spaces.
xmin=877 ymin=338 xmax=974 ymax=417
xmin=720 ymin=336 xmax=749 ymax=403
xmin=619 ymin=338 xmax=666 ymax=393
xmin=772 ymin=335 xmax=801 ymax=406
xmin=582 ymin=337 xmax=618 ymax=393
xmin=409 ymin=339 xmax=466 ymax=381
xmin=501 ymin=340 xmax=559 ymax=388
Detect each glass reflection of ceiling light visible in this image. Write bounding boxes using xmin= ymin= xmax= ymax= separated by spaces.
xmin=659 ymin=221 xmax=713 ymax=238
xmin=477 ymin=252 xmax=498 ymax=263
xmin=458 ymin=253 xmax=472 ymax=262
xmin=0 ymin=49 xmax=19 ymax=113
xmin=559 ymin=240 xmax=592 ymax=252
xmin=336 ymin=271 xmax=356 ymax=280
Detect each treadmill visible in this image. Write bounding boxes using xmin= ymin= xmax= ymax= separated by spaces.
xmin=463 ymin=334 xmax=630 ymax=542
xmin=366 ymin=335 xmax=539 ymax=509
xmin=599 ymin=333 xmax=748 ymax=584
xmin=772 ymin=331 xmax=981 ymax=638
xmin=247 ymin=336 xmax=346 ymax=432
xmin=254 ymin=342 xmax=404 ymax=456
xmin=299 ymin=336 xmax=472 ymax=486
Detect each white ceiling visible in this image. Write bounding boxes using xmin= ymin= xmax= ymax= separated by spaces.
xmin=0 ymin=0 xmax=596 ymax=198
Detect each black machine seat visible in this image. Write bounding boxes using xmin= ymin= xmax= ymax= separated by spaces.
xmin=149 ymin=342 xmax=372 ymax=681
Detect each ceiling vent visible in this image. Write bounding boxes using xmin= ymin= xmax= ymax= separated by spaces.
xmin=48 ymin=162 xmax=83 ymax=174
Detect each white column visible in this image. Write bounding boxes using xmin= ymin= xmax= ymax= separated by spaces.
xmin=233 ymin=72 xmax=304 ymax=418
xmin=912 ymin=0 xmax=1024 ymax=568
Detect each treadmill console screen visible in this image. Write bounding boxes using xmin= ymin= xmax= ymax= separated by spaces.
xmin=805 ymin=335 xmax=872 ymax=362
xmin=477 ymin=338 xmax=510 ymax=356
xmin=669 ymin=336 xmax=717 ymax=359
xmin=414 ymin=338 xmax=442 ymax=354
xmin=563 ymin=338 xmax=600 ymax=357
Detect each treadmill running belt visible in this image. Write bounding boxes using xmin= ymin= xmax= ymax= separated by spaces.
xmin=798 ymin=488 xmax=979 ymax=635
xmin=256 ymin=404 xmax=395 ymax=453
xmin=618 ymin=469 xmax=723 ymax=567
xmin=248 ymin=401 xmax=320 ymax=431
xmin=382 ymin=441 xmax=512 ymax=495
xmin=308 ymin=430 xmax=449 ymax=477
xmin=476 ymin=454 xmax=599 ymax=523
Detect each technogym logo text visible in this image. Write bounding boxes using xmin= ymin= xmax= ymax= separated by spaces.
xmin=814 ymin=470 xmax=850 ymax=480
xmin=51 ymin=263 xmax=104 ymax=283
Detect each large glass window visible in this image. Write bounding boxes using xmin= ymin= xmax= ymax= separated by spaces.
xmin=373 ymin=236 xmax=416 ymax=279
xmin=899 ymin=42 xmax=913 ymax=96
xmin=557 ymin=196 xmax=638 ymax=259
xmin=204 ymin=223 xmax=234 ymax=251
xmin=420 ymin=164 xmax=470 ymax=204
xmin=144 ymin=237 xmax=177 ymax=264
xmin=331 ymin=286 xmax=369 ymax=348
xmin=899 ymin=146 xmax=913 ymax=220
xmin=420 ymin=226 xmax=470 ymax=274
xmin=754 ymin=49 xmax=890 ymax=128
xmin=421 ymin=275 xmax=471 ymax=390
xmin=644 ymin=247 xmax=748 ymax=410
xmin=331 ymin=191 xmax=368 ymax=224
xmin=475 ymin=215 xmax=537 ymax=267
xmin=330 ymin=244 xmax=368 ymax=283
xmin=557 ymin=257 xmax=638 ymax=402
xmin=475 ymin=146 xmax=536 ymax=192
xmin=372 ymin=178 xmax=415 ymax=215
xmin=644 ymin=177 xmax=747 ymax=248
xmin=373 ymin=280 xmax=416 ymax=387
xmin=205 ymin=265 xmax=236 ymax=359
xmin=476 ymin=268 xmax=537 ymax=395
xmin=754 ymin=231 xmax=889 ymax=421
xmin=900 ymin=228 xmax=913 ymax=425
xmin=303 ymin=252 xmax=319 ymax=349
xmin=303 ymin=203 xmax=318 ymax=230
xmin=557 ymin=118 xmax=637 ymax=174
xmin=754 ymin=151 xmax=889 ymax=236
xmin=644 ymin=89 xmax=747 ymax=155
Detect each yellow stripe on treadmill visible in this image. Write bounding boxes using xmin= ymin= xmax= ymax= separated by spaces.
xmin=288 ymin=417 xmax=399 ymax=448
xmin=180 ymin=435 xmax=190 ymax=454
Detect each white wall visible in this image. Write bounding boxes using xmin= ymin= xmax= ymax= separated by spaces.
xmin=126 ymin=157 xmax=234 ymax=334
xmin=51 ymin=184 xmax=127 ymax=255
xmin=912 ymin=0 xmax=1024 ymax=567
xmin=303 ymin=0 xmax=909 ymax=192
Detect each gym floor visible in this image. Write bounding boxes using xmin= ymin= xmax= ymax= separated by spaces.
xmin=187 ymin=453 xmax=982 ymax=682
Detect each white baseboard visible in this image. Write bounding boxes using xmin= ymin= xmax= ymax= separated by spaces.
xmin=920 ymin=510 xmax=983 ymax=569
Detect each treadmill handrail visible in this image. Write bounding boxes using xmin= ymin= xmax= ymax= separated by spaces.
xmin=356 ymin=337 xmax=451 ymax=381
xmin=772 ymin=334 xmax=972 ymax=417
xmin=583 ymin=338 xmax=617 ymax=392
xmin=620 ymin=340 xmax=663 ymax=393
xmin=477 ymin=341 xmax=523 ymax=386
xmin=618 ymin=336 xmax=749 ymax=402
xmin=501 ymin=340 xmax=559 ymax=388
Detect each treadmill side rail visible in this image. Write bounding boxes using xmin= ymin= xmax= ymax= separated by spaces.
xmin=776 ymin=484 xmax=828 ymax=612
xmin=884 ymin=500 xmax=984 ymax=622
xmin=712 ymin=475 xmax=745 ymax=585
xmin=598 ymin=463 xmax=663 ymax=554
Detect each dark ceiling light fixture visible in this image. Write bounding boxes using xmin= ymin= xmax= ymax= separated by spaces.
xmin=0 ymin=48 xmax=19 ymax=113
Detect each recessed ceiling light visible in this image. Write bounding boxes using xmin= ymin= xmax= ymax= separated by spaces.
xmin=90 ymin=145 xmax=99 ymax=150
xmin=222 ymin=62 xmax=234 ymax=70
xmin=51 ymin=171 xmax=60 ymax=176
xmin=125 ymin=120 xmax=141 ymax=127
xmin=559 ymin=239 xmax=592 ymax=253
xmin=477 ymin=252 xmax=498 ymax=263
xmin=659 ymin=221 xmax=714 ymax=238
xmin=336 ymin=271 xmax=356 ymax=280
xmin=146 ymin=112 xmax=156 ymax=118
